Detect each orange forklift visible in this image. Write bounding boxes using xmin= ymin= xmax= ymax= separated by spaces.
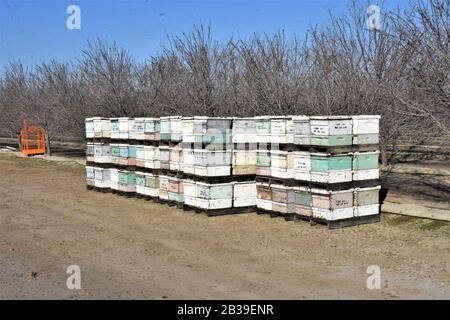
xmin=19 ymin=118 xmax=46 ymax=156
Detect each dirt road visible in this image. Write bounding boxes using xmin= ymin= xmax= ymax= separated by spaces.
xmin=0 ymin=152 xmax=449 ymax=299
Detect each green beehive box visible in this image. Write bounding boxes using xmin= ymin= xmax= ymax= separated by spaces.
xmin=194 ymin=133 xmax=231 ymax=144
xmin=168 ymin=192 xmax=185 ymax=203
xmin=135 ymin=174 xmax=146 ymax=187
xmin=144 ymin=120 xmax=160 ymax=133
xmin=310 ymin=135 xmax=352 ymax=146
xmin=197 ymin=184 xmax=233 ymax=200
xmin=256 ymin=152 xmax=271 ymax=167
xmin=256 ymin=120 xmax=271 ymax=134
xmin=354 ymin=186 xmax=380 ymax=206
xmin=146 ymin=176 xmax=159 ymax=189
xmin=353 ymin=152 xmax=379 ymax=170
xmin=294 ymin=190 xmax=312 ymax=206
xmin=111 ymin=145 xmax=120 ymax=157
xmin=160 ymin=133 xmax=171 ymax=141
xmin=311 ymin=154 xmax=352 ymax=172
xmin=119 ymin=171 xmax=135 ymax=185
xmin=160 ymin=120 xmax=170 ymax=132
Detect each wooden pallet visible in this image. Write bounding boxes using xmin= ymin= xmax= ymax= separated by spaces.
xmin=86 ymin=137 xmax=110 ymax=143
xmin=354 ymin=144 xmax=379 ymax=152
xmin=182 ymin=173 xmax=255 ymax=184
xmin=167 ymin=199 xmax=184 ymax=209
xmin=308 ymin=145 xmax=354 ymax=154
xmin=109 ymin=138 xmax=139 ymax=144
xmin=112 ymin=190 xmax=137 ymax=198
xmin=158 ymin=140 xmax=181 ymax=147
xmin=353 ymin=179 xmax=381 ymax=188
xmin=183 ymin=204 xmax=256 ymax=217
xmin=311 ymin=214 xmax=381 ymax=229
xmin=256 ymin=143 xmax=295 ymax=152
xmin=182 ymin=142 xmax=230 ymax=150
xmin=134 ymin=167 xmax=159 ymax=174
xmin=86 ymin=162 xmax=115 ymax=169
xmin=256 ymin=175 xmax=296 ymax=186
xmin=158 ymin=168 xmax=183 ymax=178
xmin=256 ymin=208 xmax=288 ymax=218
xmin=309 ymin=181 xmax=354 ymax=191
xmin=142 ymin=140 xmax=160 ymax=146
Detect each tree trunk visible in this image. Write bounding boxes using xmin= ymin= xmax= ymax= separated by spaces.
xmin=45 ymin=132 xmax=52 ymax=156
xmin=18 ymin=133 xmax=22 ymax=151
xmin=380 ymin=145 xmax=388 ymax=166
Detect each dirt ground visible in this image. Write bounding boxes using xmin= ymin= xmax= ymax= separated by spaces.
xmin=0 ymin=152 xmax=449 ymax=299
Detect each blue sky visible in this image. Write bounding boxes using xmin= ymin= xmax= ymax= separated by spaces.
xmin=0 ymin=0 xmax=409 ymax=70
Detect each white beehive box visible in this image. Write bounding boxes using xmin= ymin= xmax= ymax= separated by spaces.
xmin=144 ymin=146 xmax=159 ymax=169
xmin=352 ymin=115 xmax=380 ymax=145
xmin=93 ymin=143 xmax=111 ymax=163
xmin=270 ymin=150 xmax=293 ymax=179
xmin=109 ymin=168 xmax=119 ymax=190
xmin=292 ymin=151 xmax=311 ymax=181
xmin=232 ymin=150 xmax=256 ymax=166
xmin=110 ymin=118 xmax=120 ymax=139
xmin=292 ymin=115 xmax=310 ymax=145
xmin=232 ymin=118 xmax=257 ymax=143
xmin=86 ymin=165 xmax=95 ymax=186
xmin=135 ymin=145 xmax=145 ymax=167
xmin=311 ymin=188 xmax=354 ymax=210
xmin=312 ymin=207 xmax=354 ymax=221
xmin=118 ymin=117 xmax=130 ymax=139
xmin=94 ymin=167 xmax=110 ymax=188
xmin=310 ymin=116 xmax=352 ymax=136
xmin=86 ymin=142 xmax=94 ymax=163
xmin=93 ymin=117 xmax=111 ymax=138
xmin=255 ymin=116 xmax=271 ymax=143
xmin=183 ymin=178 xmax=197 ymax=207
xmin=194 ymin=150 xmax=232 ymax=166
xmin=183 ymin=149 xmax=196 ymax=165
xmin=158 ymin=175 xmax=170 ymax=200
xmin=196 ymin=181 xmax=233 ymax=209
xmin=170 ymin=116 xmax=182 ymax=142
xmin=134 ymin=118 xmax=146 ymax=140
xmin=270 ymin=116 xmax=294 ymax=144
xmin=182 ymin=117 xmax=195 ymax=143
xmin=128 ymin=118 xmax=136 ymax=140
xmin=194 ymin=165 xmax=231 ymax=177
xmin=136 ymin=172 xmax=159 ymax=197
xmin=135 ymin=171 xmax=147 ymax=195
xmin=257 ymin=199 xmax=272 ymax=211
xmin=85 ymin=118 xmax=94 ymax=138
xmin=354 ymin=185 xmax=380 ymax=217
xmin=233 ymin=181 xmax=257 ymax=207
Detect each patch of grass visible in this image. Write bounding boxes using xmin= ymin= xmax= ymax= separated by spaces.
xmin=383 ymin=214 xmax=419 ymax=226
xmin=419 ymin=220 xmax=448 ymax=231
xmin=0 ymin=153 xmax=84 ymax=172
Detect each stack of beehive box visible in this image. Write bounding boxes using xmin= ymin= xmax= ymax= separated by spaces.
xmin=158 ymin=116 xmax=184 ymax=206
xmin=181 ymin=117 xmax=256 ymax=215
xmin=255 ymin=115 xmax=381 ymax=228
xmin=85 ymin=114 xmax=380 ymax=227
xmin=85 ymin=116 xmax=161 ymax=198
xmin=85 ymin=117 xmax=112 ymax=192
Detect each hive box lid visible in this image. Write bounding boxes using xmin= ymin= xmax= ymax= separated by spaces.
xmin=352 ymin=115 xmax=381 ymax=119
xmin=310 ymin=115 xmax=352 ymax=120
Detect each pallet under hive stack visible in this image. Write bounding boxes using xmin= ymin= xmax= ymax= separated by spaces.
xmin=255 ymin=115 xmax=382 ymax=228
xmin=85 ymin=115 xmax=381 ymax=228
xmin=181 ymin=117 xmax=256 ymax=215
